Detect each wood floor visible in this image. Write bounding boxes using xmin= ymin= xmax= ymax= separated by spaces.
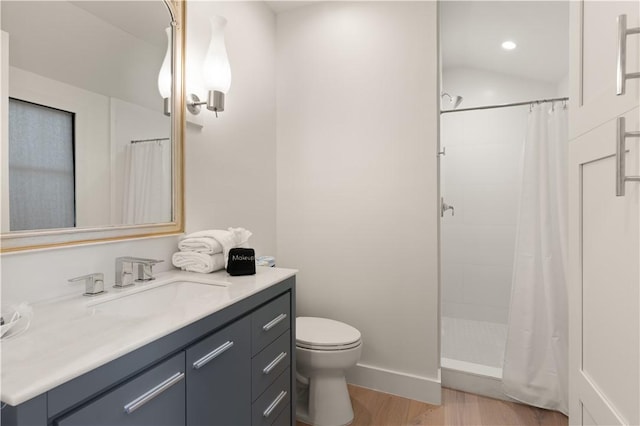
xmin=297 ymin=385 xmax=568 ymax=426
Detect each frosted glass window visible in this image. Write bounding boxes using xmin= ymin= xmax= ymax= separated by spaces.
xmin=8 ymin=98 xmax=76 ymax=231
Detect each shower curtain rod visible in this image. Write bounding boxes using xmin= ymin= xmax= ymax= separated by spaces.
xmin=440 ymin=97 xmax=569 ymax=114
xmin=130 ymin=137 xmax=170 ymax=144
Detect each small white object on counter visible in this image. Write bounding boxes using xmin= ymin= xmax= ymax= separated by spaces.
xmin=0 ymin=303 xmax=33 ymax=340
xmin=0 ymin=266 xmax=296 ymax=407
xmin=256 ymin=256 xmax=276 ymax=267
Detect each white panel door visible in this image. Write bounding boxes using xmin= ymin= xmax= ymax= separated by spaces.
xmin=569 ymin=0 xmax=640 ymax=139
xmin=568 ymin=107 xmax=640 ymax=426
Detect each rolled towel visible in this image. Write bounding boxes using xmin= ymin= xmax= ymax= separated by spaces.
xmin=179 ymin=228 xmax=253 ymax=262
xmin=172 ymin=252 xmax=225 ymax=274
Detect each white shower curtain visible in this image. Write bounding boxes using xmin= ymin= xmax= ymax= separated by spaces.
xmin=502 ymin=103 xmax=569 ymax=414
xmin=122 ymin=141 xmax=172 ymax=225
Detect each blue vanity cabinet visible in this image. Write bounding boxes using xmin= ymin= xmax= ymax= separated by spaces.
xmin=186 ymin=315 xmax=251 ymax=426
xmin=0 ymin=276 xmax=296 ymax=426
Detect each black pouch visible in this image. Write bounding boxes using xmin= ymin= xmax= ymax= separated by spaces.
xmin=227 ymin=248 xmax=256 ymax=276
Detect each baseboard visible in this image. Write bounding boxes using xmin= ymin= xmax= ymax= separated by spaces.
xmin=345 ymin=362 xmax=442 ymax=405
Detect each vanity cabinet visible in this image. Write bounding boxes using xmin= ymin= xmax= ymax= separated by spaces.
xmin=1 ymin=276 xmax=295 ymax=426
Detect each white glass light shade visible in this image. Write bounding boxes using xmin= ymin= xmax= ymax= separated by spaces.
xmin=202 ymin=16 xmax=231 ymax=94
xmin=157 ymin=27 xmax=172 ymax=99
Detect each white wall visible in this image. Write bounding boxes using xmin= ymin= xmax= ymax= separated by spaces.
xmin=184 ymin=1 xmax=277 ymax=258
xmin=440 ymin=67 xmax=557 ymax=324
xmin=276 ymin=2 xmax=441 ymax=403
xmin=557 ymin=73 xmax=569 ymax=98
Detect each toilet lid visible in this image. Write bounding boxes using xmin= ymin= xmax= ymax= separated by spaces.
xmin=296 ymin=317 xmax=361 ymax=349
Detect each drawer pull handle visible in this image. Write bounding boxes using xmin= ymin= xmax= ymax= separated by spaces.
xmin=616 ymin=117 xmax=640 ymax=196
xmin=193 ymin=341 xmax=234 ymax=370
xmin=263 ymin=313 xmax=287 ymax=331
xmin=616 ymin=14 xmax=640 ymax=96
xmin=263 ymin=390 xmax=287 ymax=418
xmin=263 ymin=352 xmax=287 ymax=375
xmin=124 ymin=372 xmax=184 ymax=414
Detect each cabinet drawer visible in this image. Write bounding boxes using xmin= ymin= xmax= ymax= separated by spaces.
xmin=186 ymin=316 xmax=251 ymax=426
xmin=252 ymin=293 xmax=290 ymax=355
xmin=55 ymin=353 xmax=185 ymax=426
xmin=252 ymin=330 xmax=291 ymax=401
xmin=251 ymin=368 xmax=291 ymax=426
xmin=271 ymin=402 xmax=291 ymax=426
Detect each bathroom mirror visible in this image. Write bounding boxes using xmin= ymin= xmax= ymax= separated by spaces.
xmin=0 ymin=0 xmax=185 ymax=252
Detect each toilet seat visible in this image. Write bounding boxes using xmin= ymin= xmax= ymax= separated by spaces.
xmin=296 ymin=317 xmax=362 ymax=351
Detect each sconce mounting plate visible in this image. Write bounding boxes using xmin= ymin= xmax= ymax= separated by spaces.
xmin=187 ymin=93 xmax=202 ymax=115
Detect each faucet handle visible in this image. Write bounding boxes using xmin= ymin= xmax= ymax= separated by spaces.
xmin=133 ymin=259 xmax=164 ymax=283
xmin=69 ymin=273 xmax=106 ymax=297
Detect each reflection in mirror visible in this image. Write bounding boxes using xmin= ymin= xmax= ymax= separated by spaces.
xmin=1 ymin=0 xmax=173 ymax=234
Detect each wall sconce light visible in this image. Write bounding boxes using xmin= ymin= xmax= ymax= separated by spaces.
xmin=158 ymin=27 xmax=172 ymax=116
xmin=187 ymin=15 xmax=231 ymax=118
xmin=158 ymin=16 xmax=231 ymax=119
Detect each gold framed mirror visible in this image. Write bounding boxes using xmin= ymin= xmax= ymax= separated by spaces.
xmin=0 ymin=0 xmax=185 ymax=252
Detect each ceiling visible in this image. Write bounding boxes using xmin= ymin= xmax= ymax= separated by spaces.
xmin=67 ymin=1 xmax=571 ymax=86
xmin=70 ymin=1 xmax=169 ymax=48
xmin=267 ymin=1 xmax=569 ymax=84
xmin=440 ymin=1 xmax=569 ymax=83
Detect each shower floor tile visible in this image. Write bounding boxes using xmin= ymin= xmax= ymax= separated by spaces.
xmin=441 ymin=316 xmax=507 ymax=369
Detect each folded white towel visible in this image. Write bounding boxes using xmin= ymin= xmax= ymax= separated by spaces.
xmin=178 ymin=235 xmax=223 ymax=254
xmin=172 ymin=252 xmax=225 ymax=274
xmin=179 ymin=228 xmax=253 ymax=262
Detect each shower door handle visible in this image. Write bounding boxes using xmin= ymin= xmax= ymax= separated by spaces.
xmin=441 ymin=197 xmax=455 ymax=217
xmin=616 ymin=14 xmax=640 ymax=96
xmin=616 ymin=117 xmax=640 ymax=196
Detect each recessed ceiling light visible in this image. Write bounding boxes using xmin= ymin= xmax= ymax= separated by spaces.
xmin=502 ymin=41 xmax=517 ymax=50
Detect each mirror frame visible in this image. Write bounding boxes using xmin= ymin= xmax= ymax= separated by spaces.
xmin=0 ymin=0 xmax=185 ymax=253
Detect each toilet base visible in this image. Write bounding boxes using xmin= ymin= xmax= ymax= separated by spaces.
xmin=296 ymin=373 xmax=354 ymax=426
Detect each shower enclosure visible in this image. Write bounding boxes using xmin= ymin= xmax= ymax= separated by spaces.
xmin=439 ymin=69 xmax=568 ymax=401
xmin=438 ymin=1 xmax=570 ymax=402
xmin=440 ymin=91 xmax=529 ymax=386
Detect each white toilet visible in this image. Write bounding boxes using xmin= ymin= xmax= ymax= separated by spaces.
xmin=295 ymin=317 xmax=362 ymax=426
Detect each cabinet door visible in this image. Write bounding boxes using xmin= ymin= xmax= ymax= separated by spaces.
xmin=186 ymin=316 xmax=251 ymax=426
xmin=55 ymin=353 xmax=185 ymax=426
xmin=570 ymin=0 xmax=639 ymax=139
xmin=568 ymin=108 xmax=640 ymax=426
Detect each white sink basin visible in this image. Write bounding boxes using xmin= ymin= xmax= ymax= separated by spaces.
xmin=88 ymin=281 xmax=229 ymax=318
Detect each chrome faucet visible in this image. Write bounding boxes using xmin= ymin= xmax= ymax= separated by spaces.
xmin=69 ymin=273 xmax=106 ymax=297
xmin=114 ymin=257 xmax=164 ymax=288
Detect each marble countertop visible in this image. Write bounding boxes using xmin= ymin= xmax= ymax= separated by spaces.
xmin=0 ymin=267 xmax=296 ymax=406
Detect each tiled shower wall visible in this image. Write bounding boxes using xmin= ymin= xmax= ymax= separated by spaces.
xmin=440 ymin=67 xmax=562 ymax=324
